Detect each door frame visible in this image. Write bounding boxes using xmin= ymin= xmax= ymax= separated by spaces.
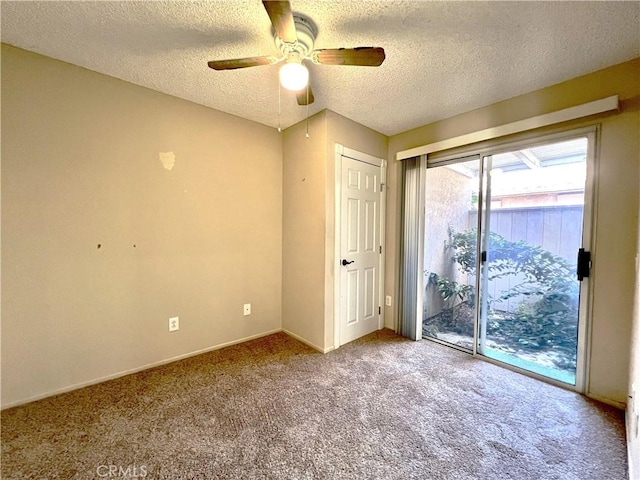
xmin=334 ymin=144 xmax=387 ymax=349
xmin=476 ymin=127 xmax=598 ymax=393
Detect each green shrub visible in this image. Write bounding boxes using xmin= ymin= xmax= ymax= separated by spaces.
xmin=427 ymin=227 xmax=579 ymax=358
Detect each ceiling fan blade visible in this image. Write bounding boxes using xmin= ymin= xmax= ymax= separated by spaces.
xmin=207 ymin=56 xmax=279 ymax=70
xmin=296 ymin=84 xmax=314 ymax=106
xmin=311 ymin=47 xmax=385 ymax=67
xmin=262 ymin=1 xmax=297 ymax=44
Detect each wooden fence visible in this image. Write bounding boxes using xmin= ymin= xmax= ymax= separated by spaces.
xmin=469 ymin=205 xmax=583 ymax=312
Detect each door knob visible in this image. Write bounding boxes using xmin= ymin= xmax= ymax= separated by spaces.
xmin=341 ymin=259 xmax=355 ymax=266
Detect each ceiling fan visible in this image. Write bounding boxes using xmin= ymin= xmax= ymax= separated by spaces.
xmin=207 ymin=0 xmax=386 ymax=106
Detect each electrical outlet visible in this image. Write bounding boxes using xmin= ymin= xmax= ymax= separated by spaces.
xmin=385 ymin=295 xmax=392 ymax=307
xmin=243 ymin=304 xmax=251 ymax=316
xmin=169 ymin=316 xmax=179 ymax=332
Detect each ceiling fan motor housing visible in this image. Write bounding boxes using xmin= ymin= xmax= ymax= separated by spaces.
xmin=274 ymin=14 xmax=317 ymax=58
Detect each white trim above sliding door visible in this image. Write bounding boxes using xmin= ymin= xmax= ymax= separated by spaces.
xmin=396 ymin=95 xmax=618 ymax=161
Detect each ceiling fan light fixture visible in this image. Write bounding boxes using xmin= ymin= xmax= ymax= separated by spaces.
xmin=207 ymin=1 xmax=385 ymax=107
xmin=279 ymin=61 xmax=308 ymax=91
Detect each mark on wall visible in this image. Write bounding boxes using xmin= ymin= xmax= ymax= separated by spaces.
xmin=159 ymin=152 xmax=176 ymax=171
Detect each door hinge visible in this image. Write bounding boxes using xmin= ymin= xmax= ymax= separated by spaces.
xmin=577 ymin=248 xmax=592 ymax=281
xmin=379 ymin=306 xmax=381 ymax=315
xmin=379 ymin=245 xmax=382 ymax=254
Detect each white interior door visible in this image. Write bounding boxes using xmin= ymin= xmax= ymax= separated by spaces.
xmin=338 ymin=155 xmax=382 ymax=346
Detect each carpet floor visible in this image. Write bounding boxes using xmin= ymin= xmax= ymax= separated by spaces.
xmin=1 ymin=329 xmax=628 ymax=479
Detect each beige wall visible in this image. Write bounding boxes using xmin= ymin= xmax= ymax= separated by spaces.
xmin=282 ymin=110 xmax=387 ymax=351
xmin=1 ymin=44 xmax=388 ymax=406
xmin=1 ymin=45 xmax=283 ymax=407
xmin=281 ymin=111 xmax=328 ymax=350
xmin=628 ymin=165 xmax=640 ymax=479
xmin=387 ymin=58 xmax=640 ymax=406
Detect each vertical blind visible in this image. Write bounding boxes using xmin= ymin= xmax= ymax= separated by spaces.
xmin=398 ymin=156 xmax=424 ymax=340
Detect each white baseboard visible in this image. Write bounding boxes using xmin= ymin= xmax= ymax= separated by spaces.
xmin=282 ymin=329 xmax=333 ymax=354
xmin=627 ymin=409 xmax=639 ymax=480
xmin=1 ymin=328 xmax=283 ymax=410
xmin=586 ymin=392 xmax=627 ymax=410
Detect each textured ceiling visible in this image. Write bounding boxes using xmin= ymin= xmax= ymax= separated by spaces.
xmin=2 ymin=1 xmax=639 ymax=136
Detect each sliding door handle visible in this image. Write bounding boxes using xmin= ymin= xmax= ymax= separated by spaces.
xmin=577 ymin=248 xmax=591 ymax=281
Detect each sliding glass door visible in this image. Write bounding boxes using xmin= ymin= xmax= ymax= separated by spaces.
xmin=422 ymin=157 xmax=480 ymax=352
xmin=421 ymin=133 xmax=593 ymax=387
